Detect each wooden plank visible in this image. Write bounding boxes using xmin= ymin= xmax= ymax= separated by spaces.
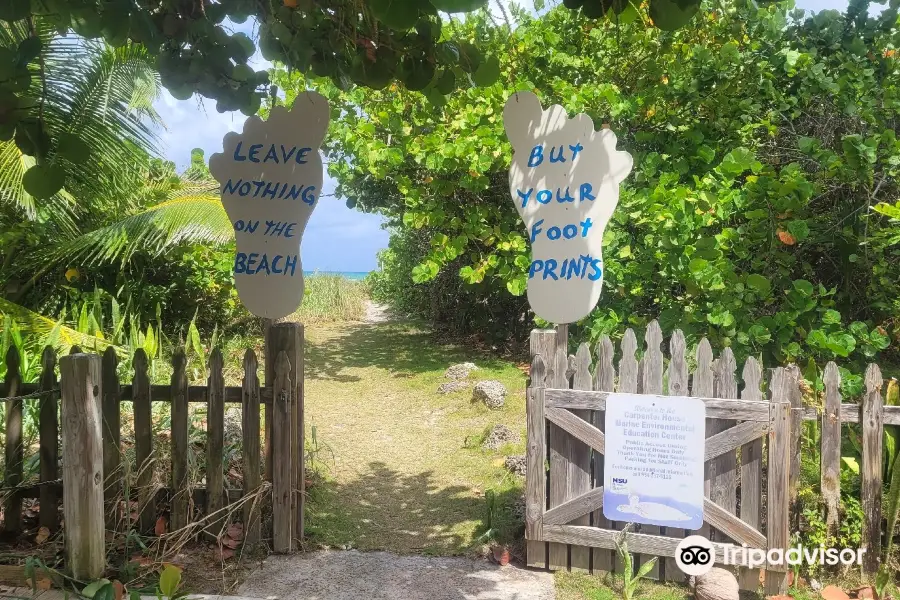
xmin=703 ymin=498 xmax=766 ymax=549
xmin=4 ymin=346 xmax=23 ymax=535
xmin=638 ymin=321 xmax=664 ymax=580
xmin=692 ymin=339 xmax=715 ymax=398
xmin=592 ymin=335 xmax=615 ymax=575
xmin=548 ymin=345 xmax=571 ymax=571
xmin=36 ymin=347 xmax=60 ymax=532
xmin=704 ymin=421 xmax=769 ymax=461
xmin=765 ymin=369 xmax=792 ymax=595
xmin=544 ymin=487 xmax=604 ymax=526
xmin=568 ymin=343 xmax=593 ymax=572
xmin=16 ymin=483 xmax=249 ymax=504
xmin=619 ymin=329 xmax=639 ymax=394
xmin=207 ymin=348 xmax=226 ymax=538
xmin=263 ymin=320 xmax=274 ymax=482
xmin=526 ymin=355 xmax=547 ymax=543
xmin=860 ymin=363 xmax=883 ymax=575
xmin=543 ymin=525 xmax=742 ymax=564
xmin=267 ymin=323 xmax=304 ymax=542
xmin=242 ymin=349 xmax=262 ymax=547
xmin=694 ymin=338 xmax=714 ymax=540
xmin=802 ymin=404 xmax=900 ymax=425
xmin=0 ymin=564 xmax=62 ymax=587
xmin=665 ymin=329 xmax=689 ymax=583
xmin=546 ymin=407 xmax=605 ymax=454
xmin=295 ymin=325 xmax=305 ymax=543
xmin=820 ymin=362 xmax=841 ymax=541
xmin=527 ymin=329 xmax=557 ymax=569
xmin=170 ymin=349 xmax=190 ymax=533
xmin=272 ymin=351 xmax=294 ymax=552
xmin=59 ymin=353 xmax=105 ymax=580
xmin=709 ymin=349 xmax=738 ymax=543
xmin=544 ymin=390 xmax=771 ymax=421
xmin=612 ymin=329 xmax=639 ymax=574
xmin=132 ymin=349 xmax=155 ymax=534
xmin=101 ymin=347 xmax=121 ymax=529
xmin=739 ymin=356 xmax=763 ymax=592
xmin=786 ymin=364 xmax=802 ymax=534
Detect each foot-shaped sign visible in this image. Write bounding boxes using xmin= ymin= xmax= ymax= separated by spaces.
xmin=209 ymin=91 xmax=330 ymax=320
xmin=504 ymin=91 xmax=633 ymax=324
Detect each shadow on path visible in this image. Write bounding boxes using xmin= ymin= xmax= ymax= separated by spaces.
xmin=306 ymin=460 xmax=482 ymax=554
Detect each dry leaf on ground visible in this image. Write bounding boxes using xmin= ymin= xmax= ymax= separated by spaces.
xmin=155 ymin=516 xmax=168 ymax=536
xmin=821 ymin=585 xmax=851 ymax=600
xmin=35 ymin=526 xmax=50 ymax=545
xmin=226 ymin=523 xmax=244 ymax=541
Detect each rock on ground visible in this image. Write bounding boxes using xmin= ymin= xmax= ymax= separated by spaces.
xmin=504 ymin=454 xmax=526 ymax=477
xmin=473 ymin=380 xmax=507 ymax=409
xmin=482 ymin=424 xmax=521 ymax=450
xmin=689 ymin=568 xmax=739 ymax=600
xmin=437 ymin=380 xmax=470 ymax=394
xmin=445 ymin=362 xmax=479 ymax=380
xmin=238 ymin=550 xmax=555 ymax=600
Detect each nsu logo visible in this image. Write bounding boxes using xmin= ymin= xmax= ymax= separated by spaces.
xmin=611 ymin=477 xmax=628 ymax=491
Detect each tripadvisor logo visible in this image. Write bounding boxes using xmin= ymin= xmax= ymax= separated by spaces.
xmin=674 ymin=535 xmax=866 ymax=575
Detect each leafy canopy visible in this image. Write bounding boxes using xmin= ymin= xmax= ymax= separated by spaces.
xmin=3 ymin=0 xmax=724 ymax=202
xmin=275 ymin=0 xmax=900 ymax=375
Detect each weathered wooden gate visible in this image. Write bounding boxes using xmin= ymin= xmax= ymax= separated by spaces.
xmin=525 ymin=323 xmax=795 ymax=594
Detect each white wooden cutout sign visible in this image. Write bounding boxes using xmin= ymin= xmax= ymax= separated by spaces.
xmin=503 ymin=91 xmax=633 ymax=324
xmin=209 ymin=91 xmax=330 ymax=320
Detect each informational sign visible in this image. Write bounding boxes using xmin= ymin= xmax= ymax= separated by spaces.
xmin=503 ymin=91 xmax=633 ymax=324
xmin=603 ymin=393 xmax=705 ymax=529
xmin=209 ymin=91 xmax=330 ymax=320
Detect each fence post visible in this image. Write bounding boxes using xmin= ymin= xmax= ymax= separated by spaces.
xmin=39 ymin=346 xmax=59 ymax=531
xmin=821 ymin=362 xmax=841 ymax=541
xmin=4 ymin=346 xmax=23 ymax=535
xmin=525 ymin=353 xmax=546 ymax=564
xmin=133 ymin=349 xmax=155 ymax=534
xmin=527 ymin=329 xmax=556 ymax=569
xmin=786 ymin=365 xmax=802 ymax=533
xmin=765 ymin=368 xmax=792 ymax=596
xmin=266 ymin=323 xmax=304 ymax=543
xmin=170 ymin=349 xmax=189 ymax=533
xmin=861 ymin=364 xmax=883 ymax=575
xmin=60 ymin=353 xmax=105 ymax=580
xmin=207 ymin=348 xmax=226 ymax=538
xmin=242 ymin=349 xmax=262 ymax=547
xmin=101 ymin=347 xmax=121 ymax=530
xmin=272 ymin=351 xmax=294 ymax=552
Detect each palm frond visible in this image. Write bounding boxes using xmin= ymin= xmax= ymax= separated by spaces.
xmin=0 ymin=297 xmax=119 ymax=352
xmin=0 ymin=30 xmax=163 ymax=219
xmin=52 ymin=185 xmax=233 ymax=267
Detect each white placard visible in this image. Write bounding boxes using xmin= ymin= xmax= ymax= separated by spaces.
xmin=503 ymin=91 xmax=633 ymax=324
xmin=603 ymin=393 xmax=705 ymax=529
xmin=209 ymin=91 xmax=330 ymax=320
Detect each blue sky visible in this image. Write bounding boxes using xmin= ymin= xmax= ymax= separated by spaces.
xmin=151 ymin=0 xmax=856 ymax=273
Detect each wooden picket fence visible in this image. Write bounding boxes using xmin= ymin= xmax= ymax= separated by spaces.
xmin=526 ymin=322 xmax=899 ymax=595
xmin=0 ymin=323 xmax=305 ymax=578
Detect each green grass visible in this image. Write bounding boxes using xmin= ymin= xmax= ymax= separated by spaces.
xmin=292 ymin=274 xmax=369 ymax=323
xmin=555 ymin=572 xmax=689 ymax=600
xmin=302 ymin=320 xmax=526 ymax=555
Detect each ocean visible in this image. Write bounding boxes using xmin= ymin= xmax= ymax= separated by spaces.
xmin=303 ymin=271 xmax=370 ymax=281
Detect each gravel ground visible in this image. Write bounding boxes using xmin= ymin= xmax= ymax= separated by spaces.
xmin=238 ymin=551 xmax=555 ymax=600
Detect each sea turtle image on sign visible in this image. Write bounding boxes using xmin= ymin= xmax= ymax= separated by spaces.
xmin=209 ymin=91 xmax=330 ymax=320
xmin=503 ymin=91 xmax=633 ymax=324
